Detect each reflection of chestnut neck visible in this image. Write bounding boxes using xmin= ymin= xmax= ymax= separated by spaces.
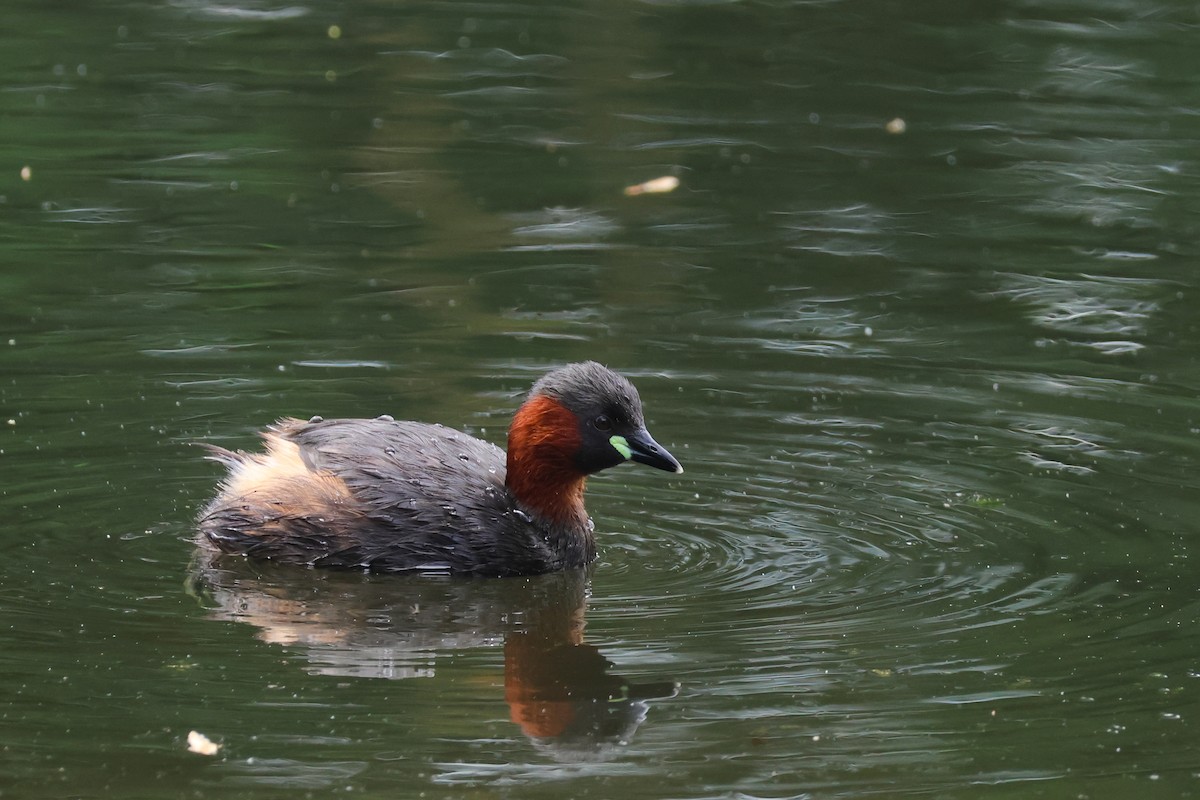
xmin=506 ymin=395 xmax=588 ymax=528
xmin=504 ymin=569 xmax=590 ymax=739
xmin=505 ymin=634 xmax=601 ymax=739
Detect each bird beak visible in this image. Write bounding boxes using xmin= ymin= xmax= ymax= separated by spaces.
xmin=611 ymin=428 xmax=683 ymax=474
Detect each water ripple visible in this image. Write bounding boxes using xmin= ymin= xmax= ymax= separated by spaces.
xmin=508 ymin=207 xmax=619 ymax=240
xmin=990 ymin=272 xmax=1165 ymax=351
xmin=166 ymin=1 xmax=310 ymax=21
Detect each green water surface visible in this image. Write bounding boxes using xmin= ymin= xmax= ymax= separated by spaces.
xmin=2 ymin=1 xmax=1199 ymax=798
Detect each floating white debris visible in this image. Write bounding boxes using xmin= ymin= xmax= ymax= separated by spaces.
xmin=886 ymin=117 xmax=906 ymax=135
xmin=623 ymin=175 xmax=679 ymax=196
xmin=187 ymin=730 xmax=221 ymax=756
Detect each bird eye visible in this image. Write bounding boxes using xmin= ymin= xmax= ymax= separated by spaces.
xmin=593 ymin=414 xmax=612 ymax=431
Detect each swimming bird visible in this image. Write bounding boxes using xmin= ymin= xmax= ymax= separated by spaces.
xmin=197 ymin=361 xmax=682 ymax=576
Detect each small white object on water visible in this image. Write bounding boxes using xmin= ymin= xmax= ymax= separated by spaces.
xmin=623 ymin=175 xmax=680 ymax=196
xmin=885 ymin=117 xmax=906 ymax=135
xmin=187 ymin=730 xmax=222 ymax=756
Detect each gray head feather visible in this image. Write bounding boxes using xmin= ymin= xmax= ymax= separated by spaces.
xmin=530 ymin=361 xmax=645 ymax=425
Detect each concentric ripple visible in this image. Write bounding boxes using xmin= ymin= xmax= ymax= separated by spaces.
xmin=585 ymin=359 xmax=1145 ymax=678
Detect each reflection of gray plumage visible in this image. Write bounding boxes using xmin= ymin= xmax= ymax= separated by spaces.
xmin=197 ymin=362 xmax=681 ymax=576
xmin=189 ymin=556 xmax=677 ymax=755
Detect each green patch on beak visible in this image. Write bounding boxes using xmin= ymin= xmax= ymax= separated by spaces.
xmin=609 ymin=434 xmax=632 ymax=460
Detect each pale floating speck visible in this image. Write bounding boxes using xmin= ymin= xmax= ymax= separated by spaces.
xmin=328 ymin=24 xmax=342 ymax=39
xmin=885 ymin=117 xmax=906 ymax=135
xmin=20 ymin=166 xmax=32 ymax=181
xmin=623 ymin=175 xmax=680 ymax=197
xmin=187 ymin=730 xmax=221 ymax=756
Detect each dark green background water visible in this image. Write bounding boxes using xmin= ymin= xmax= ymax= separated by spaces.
xmin=3 ymin=1 xmax=1198 ymax=797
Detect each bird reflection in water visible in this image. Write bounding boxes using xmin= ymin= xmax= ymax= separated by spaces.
xmin=188 ymin=554 xmax=677 ymax=755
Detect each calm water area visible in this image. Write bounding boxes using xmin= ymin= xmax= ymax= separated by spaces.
xmin=3 ymin=1 xmax=1200 ymax=798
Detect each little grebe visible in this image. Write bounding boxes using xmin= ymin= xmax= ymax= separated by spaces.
xmin=197 ymin=361 xmax=682 ymax=576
